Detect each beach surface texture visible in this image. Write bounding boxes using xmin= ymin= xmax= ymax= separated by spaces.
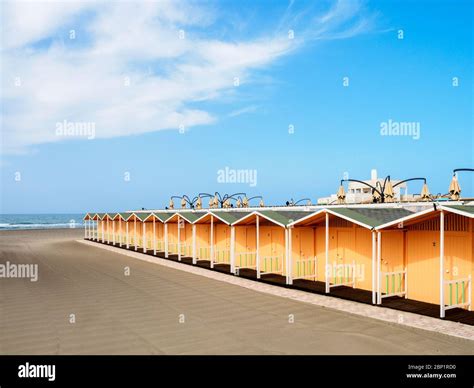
xmin=0 ymin=229 xmax=472 ymax=355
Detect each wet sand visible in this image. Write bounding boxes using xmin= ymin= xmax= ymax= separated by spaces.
xmin=0 ymin=228 xmax=472 ymax=355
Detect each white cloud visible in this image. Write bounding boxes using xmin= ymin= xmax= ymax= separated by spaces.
xmin=228 ymin=105 xmax=259 ymax=117
xmin=1 ymin=0 xmax=375 ymax=154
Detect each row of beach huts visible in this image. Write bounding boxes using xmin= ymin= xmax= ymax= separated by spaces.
xmin=83 ymin=201 xmax=473 ymax=319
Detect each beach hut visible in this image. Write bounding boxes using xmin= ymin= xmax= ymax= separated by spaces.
xmin=191 ymin=211 xmax=213 ymax=264
xmin=163 ymin=212 xmax=205 ymax=261
xmin=286 ymin=210 xmax=326 ymax=284
xmin=124 ymin=213 xmax=150 ymax=251
xmin=132 ymin=212 xmax=153 ymax=252
xmin=103 ymin=213 xmax=118 ymax=244
xmin=83 ymin=213 xmax=93 ymax=240
xmin=148 ymin=212 xmax=170 ymax=254
xmin=164 ymin=212 xmax=181 ymax=259
xmin=288 ymin=207 xmax=412 ymax=302
xmin=176 ymin=212 xmax=206 ymax=260
xmin=92 ymin=213 xmax=106 ymax=242
xmin=326 ymin=207 xmax=412 ymax=301
xmin=375 ymin=204 xmax=473 ymax=317
xmin=111 ymin=213 xmax=132 ymax=246
xmin=191 ymin=211 xmax=251 ymax=268
xmin=232 ymin=210 xmax=310 ymax=280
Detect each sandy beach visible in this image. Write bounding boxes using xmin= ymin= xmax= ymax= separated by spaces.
xmin=0 ymin=228 xmax=472 ymax=355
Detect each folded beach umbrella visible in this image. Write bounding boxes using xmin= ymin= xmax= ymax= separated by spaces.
xmin=196 ymin=196 xmax=202 ymax=209
xmin=449 ymin=175 xmax=461 ymax=200
xmin=181 ymin=198 xmax=187 ymax=208
xmin=420 ymin=183 xmax=431 ymax=201
xmin=336 ymin=185 xmax=346 ymax=204
xmin=242 ymin=196 xmax=249 ymax=207
xmin=383 ymin=180 xmax=394 ymax=202
xmin=372 ymin=188 xmax=381 ymax=202
xmin=169 ymin=199 xmax=174 ymax=209
xmin=259 ymin=199 xmax=265 ymax=207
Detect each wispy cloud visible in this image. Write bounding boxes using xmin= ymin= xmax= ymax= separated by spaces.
xmin=228 ymin=105 xmax=259 ymax=117
xmin=1 ymin=0 xmax=377 ymax=154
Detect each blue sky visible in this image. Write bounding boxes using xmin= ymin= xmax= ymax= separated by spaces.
xmin=1 ymin=0 xmax=472 ymax=213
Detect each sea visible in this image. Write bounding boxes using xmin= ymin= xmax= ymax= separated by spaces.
xmin=0 ymin=214 xmax=85 ymax=230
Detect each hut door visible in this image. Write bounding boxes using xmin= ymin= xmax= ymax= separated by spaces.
xmin=336 ymin=230 xmax=352 ymax=265
xmin=381 ymin=232 xmax=404 ymax=272
xmin=204 ymin=225 xmax=210 ymax=246
xmin=300 ymin=228 xmax=314 ymax=260
xmin=246 ymin=226 xmax=256 ymax=252
xmin=445 ymin=235 xmax=467 ymax=281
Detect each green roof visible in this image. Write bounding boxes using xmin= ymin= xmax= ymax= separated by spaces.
xmin=117 ymin=212 xmax=132 ymax=220
xmin=258 ymin=210 xmax=312 ymax=226
xmin=211 ymin=211 xmax=252 ymax=224
xmin=179 ymin=211 xmax=207 ymax=223
xmin=330 ymin=208 xmax=413 ymax=228
xmin=152 ymin=212 xmax=173 ymax=222
xmin=443 ymin=205 xmax=474 ymax=216
xmin=133 ymin=212 xmax=151 ymax=221
xmin=96 ymin=213 xmax=106 ymax=219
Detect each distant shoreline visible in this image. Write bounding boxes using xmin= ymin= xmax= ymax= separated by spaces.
xmin=0 ymin=214 xmax=85 ymax=231
xmin=0 ymin=227 xmax=84 ymax=233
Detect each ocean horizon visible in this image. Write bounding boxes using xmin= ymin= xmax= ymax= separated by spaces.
xmin=0 ymin=214 xmax=85 ymax=230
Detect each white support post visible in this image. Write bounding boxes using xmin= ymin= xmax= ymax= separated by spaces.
xmin=256 ymin=215 xmax=260 ymax=279
xmin=134 ymin=218 xmax=137 ymax=251
xmin=468 ymin=274 xmax=472 ymax=311
xmin=210 ymin=216 xmax=214 ymax=268
xmin=352 ymin=260 xmax=356 ymax=288
xmin=440 ymin=210 xmax=445 ymax=318
xmin=101 ymin=221 xmax=104 ymax=243
xmin=230 ymin=225 xmax=235 ymax=273
xmin=325 ymin=212 xmax=329 ymax=293
xmin=113 ymin=220 xmax=116 ymax=245
xmin=153 ymin=218 xmax=156 ymax=255
xmin=377 ymin=231 xmax=382 ymax=304
xmin=177 ymin=216 xmax=181 ymax=261
xmin=372 ymin=231 xmax=376 ymax=304
xmin=192 ymin=224 xmax=197 ymax=264
xmin=405 ymin=266 xmax=408 ymax=299
xmin=288 ymin=227 xmax=293 ymax=285
xmin=143 ymin=221 xmax=147 ymax=253
xmin=88 ymin=220 xmax=91 ymax=239
xmin=126 ymin=222 xmax=129 ymax=249
xmin=84 ymin=220 xmax=87 ymax=239
xmin=107 ymin=219 xmax=110 ymax=244
xmin=285 ymin=228 xmax=289 ymax=283
xmin=164 ymin=223 xmax=169 ymax=258
xmin=119 ymin=219 xmax=122 ymax=247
